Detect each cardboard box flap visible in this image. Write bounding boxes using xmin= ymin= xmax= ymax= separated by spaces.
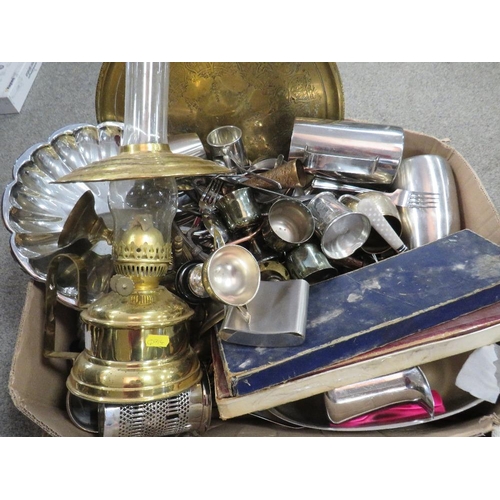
xmin=8 ymin=282 xmax=85 ymax=436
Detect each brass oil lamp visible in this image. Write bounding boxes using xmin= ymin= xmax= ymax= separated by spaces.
xmin=52 ymin=62 xmax=227 ymax=436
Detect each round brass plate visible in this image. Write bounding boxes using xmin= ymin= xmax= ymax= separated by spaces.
xmin=95 ymin=62 xmax=345 ymax=161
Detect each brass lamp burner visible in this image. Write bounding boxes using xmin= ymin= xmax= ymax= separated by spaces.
xmin=113 ymin=213 xmax=171 ymax=284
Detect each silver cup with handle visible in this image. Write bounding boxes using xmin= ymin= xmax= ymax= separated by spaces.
xmin=207 ymin=125 xmax=249 ymax=169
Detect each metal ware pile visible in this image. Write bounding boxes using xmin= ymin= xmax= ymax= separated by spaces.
xmin=2 ymin=116 xmax=467 ymax=436
xmin=4 ymin=62 xmax=485 ymax=437
xmin=171 ymin=119 xmax=459 ymax=325
xmin=162 ymin=119 xmax=465 ymax=430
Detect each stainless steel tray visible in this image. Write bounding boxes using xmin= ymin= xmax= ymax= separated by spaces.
xmin=267 ymin=352 xmax=484 ymax=432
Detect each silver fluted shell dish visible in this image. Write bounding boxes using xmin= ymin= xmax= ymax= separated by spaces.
xmin=2 ymin=122 xmax=124 ymax=308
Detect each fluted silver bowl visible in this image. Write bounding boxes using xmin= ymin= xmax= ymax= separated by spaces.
xmin=2 ymin=122 xmax=123 ymax=308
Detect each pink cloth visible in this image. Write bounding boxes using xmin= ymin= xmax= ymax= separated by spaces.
xmin=330 ymin=390 xmax=445 ymax=428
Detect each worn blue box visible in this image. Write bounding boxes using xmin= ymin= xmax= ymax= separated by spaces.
xmin=216 ymin=230 xmax=500 ymax=396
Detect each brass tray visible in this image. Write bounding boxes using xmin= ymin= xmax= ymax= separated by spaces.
xmin=95 ymin=62 xmax=344 ymax=162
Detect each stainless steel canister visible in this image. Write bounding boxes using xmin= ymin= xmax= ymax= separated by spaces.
xmin=169 ymin=132 xmax=207 ymax=158
xmin=289 ymin=118 xmax=405 ymax=184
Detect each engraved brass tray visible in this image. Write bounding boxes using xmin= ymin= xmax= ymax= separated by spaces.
xmin=95 ymin=62 xmax=344 ymax=162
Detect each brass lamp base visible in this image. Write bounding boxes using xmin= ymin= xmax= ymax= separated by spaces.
xmin=67 ymin=350 xmax=202 ymax=404
xmin=67 ymin=285 xmax=202 ymax=404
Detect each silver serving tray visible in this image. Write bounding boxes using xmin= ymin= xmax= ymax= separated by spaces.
xmin=2 ymin=122 xmax=123 ymax=308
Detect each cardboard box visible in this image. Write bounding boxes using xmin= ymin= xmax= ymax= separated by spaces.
xmin=0 ymin=62 xmax=41 ymax=114
xmin=8 ymin=128 xmax=500 ymax=436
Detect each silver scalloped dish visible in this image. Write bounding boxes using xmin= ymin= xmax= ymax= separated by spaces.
xmin=2 ymin=122 xmax=123 ymax=308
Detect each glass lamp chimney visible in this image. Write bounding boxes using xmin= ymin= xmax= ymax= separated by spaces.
xmin=109 ymin=62 xmax=177 ymax=286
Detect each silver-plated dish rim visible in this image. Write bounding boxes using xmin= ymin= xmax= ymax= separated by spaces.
xmin=267 ymin=392 xmax=484 ymax=433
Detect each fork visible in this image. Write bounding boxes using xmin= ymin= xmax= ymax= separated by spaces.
xmin=198 ymin=176 xmax=225 ymax=214
xmin=197 ymin=176 xmax=228 ymax=248
xmin=311 ymin=177 xmax=439 ymax=209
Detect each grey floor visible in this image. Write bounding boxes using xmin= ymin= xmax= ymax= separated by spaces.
xmin=1 ymin=62 xmax=499 ymax=437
